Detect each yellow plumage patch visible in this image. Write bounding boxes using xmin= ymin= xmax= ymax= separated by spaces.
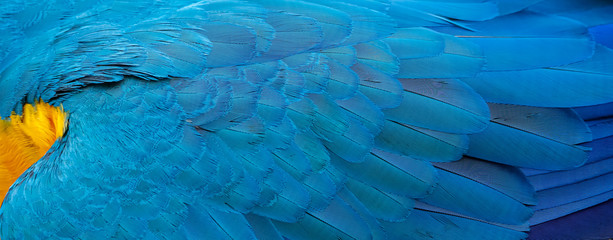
xmin=0 ymin=101 xmax=67 ymax=206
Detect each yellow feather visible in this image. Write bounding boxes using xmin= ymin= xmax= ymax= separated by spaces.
xmin=0 ymin=101 xmax=67 ymax=206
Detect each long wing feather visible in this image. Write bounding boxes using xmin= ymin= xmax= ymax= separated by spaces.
xmin=1 ymin=1 xmax=613 ymax=239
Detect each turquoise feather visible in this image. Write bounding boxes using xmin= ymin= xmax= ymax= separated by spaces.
xmin=1 ymin=1 xmax=613 ymax=239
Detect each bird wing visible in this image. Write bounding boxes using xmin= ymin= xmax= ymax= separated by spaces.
xmin=1 ymin=0 xmax=613 ymax=239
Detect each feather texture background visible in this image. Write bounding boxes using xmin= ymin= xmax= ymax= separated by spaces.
xmin=0 ymin=0 xmax=612 ymax=239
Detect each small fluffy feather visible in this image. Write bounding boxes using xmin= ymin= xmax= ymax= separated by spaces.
xmin=0 ymin=101 xmax=67 ymax=205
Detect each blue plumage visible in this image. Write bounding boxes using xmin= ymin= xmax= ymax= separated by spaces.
xmin=1 ymin=0 xmax=613 ymax=239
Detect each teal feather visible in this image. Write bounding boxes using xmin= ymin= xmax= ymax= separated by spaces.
xmin=273 ymin=197 xmax=371 ymax=240
xmin=324 ymin=118 xmax=374 ymax=163
xmin=287 ymin=53 xmax=331 ymax=93
xmin=250 ymin=12 xmax=322 ymax=62
xmin=384 ymin=28 xmax=444 ymax=59
xmin=244 ymin=214 xmax=283 ymax=240
xmin=271 ymin=143 xmax=312 ymax=180
xmin=434 ymin=157 xmax=537 ymax=205
xmin=353 ymin=62 xmax=403 ymax=109
xmin=183 ymin=205 xmax=257 ymax=239
xmin=277 ymin=64 xmax=307 ymax=102
xmin=301 ymin=171 xmax=337 ymax=211
xmin=336 ymin=92 xmax=385 ymax=135
xmin=383 ymin=78 xmax=490 ymax=134
xmin=332 ymin=149 xmax=436 ymax=198
xmin=496 ymin=0 xmax=543 ymax=15
xmin=285 ymin=98 xmax=316 ymax=131
xmin=436 ymin=11 xmax=595 ymax=71
xmin=344 ymin=178 xmax=415 ymax=222
xmin=420 ymin=167 xmax=534 ymax=225
xmin=250 ymin=0 xmax=352 ymax=49
xmin=321 ymin=46 xmax=357 ymax=66
xmin=464 ymin=67 xmax=613 ymax=108
xmin=307 ymin=1 xmax=396 ymax=45
xmin=293 ymin=130 xmax=330 ymax=172
xmin=467 ymin=121 xmax=589 ymax=170
xmin=396 ymin=34 xmax=484 ymax=78
xmin=199 ymin=79 xmax=261 ymax=130
xmin=257 ymin=86 xmax=288 ymax=125
xmin=529 ymin=0 xmax=613 ymax=27
xmin=354 ymin=41 xmax=400 ymax=76
xmin=250 ymin=170 xmax=310 ymax=223
xmin=308 ymin=93 xmax=349 ymax=141
xmin=381 ymin=207 xmax=528 ymax=240
xmin=2 ymin=1 xmax=613 ymax=239
xmin=323 ymin=58 xmax=360 ymax=99
xmin=203 ymin=1 xmax=272 ymax=59
xmin=398 ymin=1 xmax=499 ymax=22
xmin=376 ymin=120 xmax=469 ymax=162
xmin=336 ymin=188 xmax=388 ymax=239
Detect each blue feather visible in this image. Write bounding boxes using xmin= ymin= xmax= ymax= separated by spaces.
xmin=531 ymin=173 xmax=613 ymax=225
xmin=529 ymin=198 xmax=613 ymax=239
xmin=251 ymin=12 xmax=322 ymax=62
xmin=467 ymin=121 xmax=589 ymax=170
xmin=344 ymin=178 xmax=415 ymax=222
xmin=273 ymin=196 xmax=371 ymax=240
xmin=435 ymin=11 xmax=595 ymax=71
xmin=529 ymin=157 xmax=613 ymax=192
xmin=353 ymin=62 xmax=403 ymax=109
xmin=585 ymin=135 xmax=613 ymax=163
xmin=434 ymin=157 xmax=537 ymax=205
xmin=575 ymin=102 xmax=613 ymax=121
xmin=394 ymin=0 xmax=499 ymax=22
xmin=310 ymin=1 xmax=396 ymax=45
xmin=323 ymin=58 xmax=360 ymax=99
xmin=245 ymin=214 xmax=284 ymax=240
xmin=382 ymin=206 xmax=528 ymax=240
xmin=321 ymin=46 xmax=356 ymax=66
xmin=354 ymin=41 xmax=400 ymax=76
xmin=332 ymin=148 xmax=436 ymax=198
xmin=529 ymin=0 xmax=613 ymax=27
xmin=463 ymin=45 xmax=613 ymax=107
xmin=420 ymin=167 xmax=533 ymax=225
xmin=251 ymin=0 xmax=352 ymax=49
xmin=336 ymin=92 xmax=385 ymax=135
xmin=336 ymin=188 xmax=388 ymax=239
xmin=384 ymin=28 xmax=445 ymax=59
xmin=183 ymin=204 xmax=257 ymax=239
xmin=294 ymin=130 xmax=330 ymax=172
xmin=324 ymin=118 xmax=374 ymax=163
xmin=251 ymin=170 xmax=310 ymax=223
xmin=2 ymin=1 xmax=613 ymax=239
xmin=395 ymin=34 xmax=484 ymax=78
xmin=376 ymin=121 xmax=469 ymax=162
xmin=383 ymin=78 xmax=490 ymax=134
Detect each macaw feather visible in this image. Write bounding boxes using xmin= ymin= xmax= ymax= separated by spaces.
xmin=1 ymin=1 xmax=613 ymax=239
xmin=383 ymin=78 xmax=490 ymax=134
xmin=0 ymin=101 xmax=67 ymax=205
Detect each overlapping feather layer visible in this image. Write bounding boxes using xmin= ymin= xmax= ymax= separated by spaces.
xmin=0 ymin=0 xmax=612 ymax=239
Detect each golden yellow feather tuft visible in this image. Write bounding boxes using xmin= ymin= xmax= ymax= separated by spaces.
xmin=0 ymin=101 xmax=68 ymax=206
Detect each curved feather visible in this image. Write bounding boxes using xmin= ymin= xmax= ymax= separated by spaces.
xmin=383 ymin=78 xmax=490 ymax=134
xmin=435 ymin=11 xmax=594 ymax=71
xmin=434 ymin=157 xmax=537 ymax=205
xmin=462 ymin=45 xmax=613 ymax=108
xmin=420 ymin=166 xmax=533 ymax=225
xmin=2 ymin=1 xmax=613 ymax=239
